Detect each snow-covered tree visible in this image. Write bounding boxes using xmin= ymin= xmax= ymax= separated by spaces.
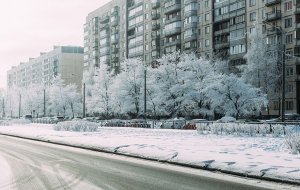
xmin=206 ymin=74 xmax=268 ymax=119
xmin=89 ymin=64 xmax=113 ymax=118
xmin=111 ymin=58 xmax=145 ymax=118
xmin=242 ymin=24 xmax=281 ymax=115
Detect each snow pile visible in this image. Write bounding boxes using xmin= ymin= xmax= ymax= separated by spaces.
xmin=53 ymin=121 xmax=99 ymax=132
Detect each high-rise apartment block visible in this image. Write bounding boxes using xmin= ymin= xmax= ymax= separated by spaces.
xmin=7 ymin=46 xmax=84 ymax=90
xmin=84 ymin=0 xmax=300 ymax=114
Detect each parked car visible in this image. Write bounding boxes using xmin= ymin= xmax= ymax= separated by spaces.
xmin=160 ymin=118 xmax=186 ymax=129
xmin=284 ymin=113 xmax=300 ymax=121
xmin=104 ymin=119 xmax=126 ymax=127
xmin=216 ymin=116 xmax=236 ymax=123
xmin=183 ymin=119 xmax=209 ymax=130
xmin=51 ymin=116 xmax=65 ymax=123
xmin=126 ymin=119 xmax=151 ymax=128
xmin=23 ymin=114 xmax=33 ymax=120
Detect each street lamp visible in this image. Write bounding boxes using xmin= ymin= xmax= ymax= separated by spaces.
xmin=83 ymin=82 xmax=86 ymax=118
xmin=143 ymin=62 xmax=147 ymax=120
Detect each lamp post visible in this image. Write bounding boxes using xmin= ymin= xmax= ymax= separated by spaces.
xmin=18 ymin=93 xmax=21 ymax=119
xmin=144 ymin=65 xmax=147 ymax=120
xmin=83 ymin=82 xmax=86 ymax=118
xmin=43 ymin=89 xmax=46 ymax=117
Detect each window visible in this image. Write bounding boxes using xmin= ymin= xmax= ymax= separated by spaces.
xmin=205 ymin=0 xmax=209 ymax=8
xmin=249 ymin=0 xmax=256 ymax=6
xmin=250 ymin=12 xmax=256 ymax=21
xmin=230 ymin=44 xmax=246 ymax=54
xmin=286 ymin=67 xmax=294 ymax=76
xmin=285 ymin=18 xmax=292 ymax=28
xmin=286 ymin=84 xmax=294 ymax=93
xmin=286 ymin=101 xmax=294 ymax=110
xmin=205 ymin=39 xmax=210 ymax=47
xmin=286 ymin=50 xmax=293 ymax=61
xmin=205 ymin=26 xmax=210 ymax=34
xmin=205 ymin=13 xmax=210 ymax=21
xmin=249 ymin=27 xmax=256 ymax=34
xmin=286 ymin=34 xmax=293 ymax=44
xmin=284 ymin=1 xmax=292 ymax=12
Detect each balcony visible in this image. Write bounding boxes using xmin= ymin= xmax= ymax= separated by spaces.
xmin=152 ymin=23 xmax=160 ymax=30
xmin=184 ymin=0 xmax=197 ymax=4
xmin=99 ymin=49 xmax=110 ymax=56
xmin=100 ymin=23 xmax=110 ymax=30
xmin=111 ymin=19 xmax=118 ymax=27
xmin=184 ymin=22 xmax=197 ymax=29
xmin=165 ymin=15 xmax=181 ymax=25
xmin=111 ymin=38 xmax=119 ymax=45
xmin=265 ymin=0 xmax=281 ymax=7
xmin=111 ymin=47 xmax=119 ymax=54
xmin=100 ymin=16 xmax=109 ymax=24
xmin=165 ymin=39 xmax=181 ymax=47
xmin=112 ymin=57 xmax=119 ymax=63
xmin=266 ymin=27 xmax=281 ymax=35
xmin=295 ymin=7 xmax=300 ymax=15
xmin=265 ymin=11 xmax=281 ymax=22
xmin=151 ymin=31 xmax=160 ymax=38
xmin=164 ymin=27 xmax=181 ymax=36
xmin=152 ymin=1 xmax=160 ymax=9
xmin=165 ymin=4 xmax=181 ymax=14
xmin=214 ymin=28 xmax=230 ymax=36
xmin=214 ymin=41 xmax=230 ymax=49
xmin=184 ymin=33 xmax=197 ymax=42
xmin=184 ymin=10 xmax=197 ymax=17
xmin=151 ymin=12 xmax=160 ymax=20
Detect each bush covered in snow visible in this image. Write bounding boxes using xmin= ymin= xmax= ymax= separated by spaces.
xmin=285 ymin=133 xmax=300 ymax=154
xmin=198 ymin=123 xmax=287 ymax=137
xmin=53 ymin=121 xmax=99 ymax=132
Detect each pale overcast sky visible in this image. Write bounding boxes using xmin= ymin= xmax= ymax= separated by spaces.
xmin=0 ymin=0 xmax=110 ymax=89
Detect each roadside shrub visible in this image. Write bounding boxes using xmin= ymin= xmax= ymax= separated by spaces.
xmin=285 ymin=133 xmax=300 ymax=154
xmin=53 ymin=120 xmax=99 ymax=132
xmin=197 ymin=123 xmax=286 ymax=137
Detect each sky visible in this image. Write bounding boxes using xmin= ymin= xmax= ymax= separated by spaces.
xmin=0 ymin=0 xmax=110 ymax=90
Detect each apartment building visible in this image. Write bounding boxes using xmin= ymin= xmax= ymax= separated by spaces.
xmin=7 ymin=46 xmax=84 ymax=90
xmin=84 ymin=0 xmax=300 ymax=115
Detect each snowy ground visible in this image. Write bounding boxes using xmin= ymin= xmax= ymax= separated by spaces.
xmin=0 ymin=124 xmax=299 ymax=184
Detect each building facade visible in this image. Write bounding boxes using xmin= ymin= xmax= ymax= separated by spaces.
xmin=7 ymin=46 xmax=84 ymax=90
xmin=84 ymin=0 xmax=300 ymax=115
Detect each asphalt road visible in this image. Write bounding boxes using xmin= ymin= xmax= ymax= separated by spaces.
xmin=0 ymin=135 xmax=298 ymax=190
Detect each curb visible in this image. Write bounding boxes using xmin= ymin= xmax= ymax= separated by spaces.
xmin=0 ymin=132 xmax=299 ymax=186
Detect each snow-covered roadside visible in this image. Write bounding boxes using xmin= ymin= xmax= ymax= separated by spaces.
xmin=0 ymin=155 xmax=12 ymax=190
xmin=0 ymin=124 xmax=299 ymax=184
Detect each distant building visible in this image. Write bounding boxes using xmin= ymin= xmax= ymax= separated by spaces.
xmin=7 ymin=46 xmax=84 ymax=89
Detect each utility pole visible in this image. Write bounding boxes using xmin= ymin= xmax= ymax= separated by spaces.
xmin=43 ymin=89 xmax=46 ymax=117
xmin=144 ymin=67 xmax=147 ymax=120
xmin=18 ymin=94 xmax=21 ymax=119
xmin=2 ymin=98 xmax=5 ymax=118
xmin=83 ymin=83 xmax=86 ymax=118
